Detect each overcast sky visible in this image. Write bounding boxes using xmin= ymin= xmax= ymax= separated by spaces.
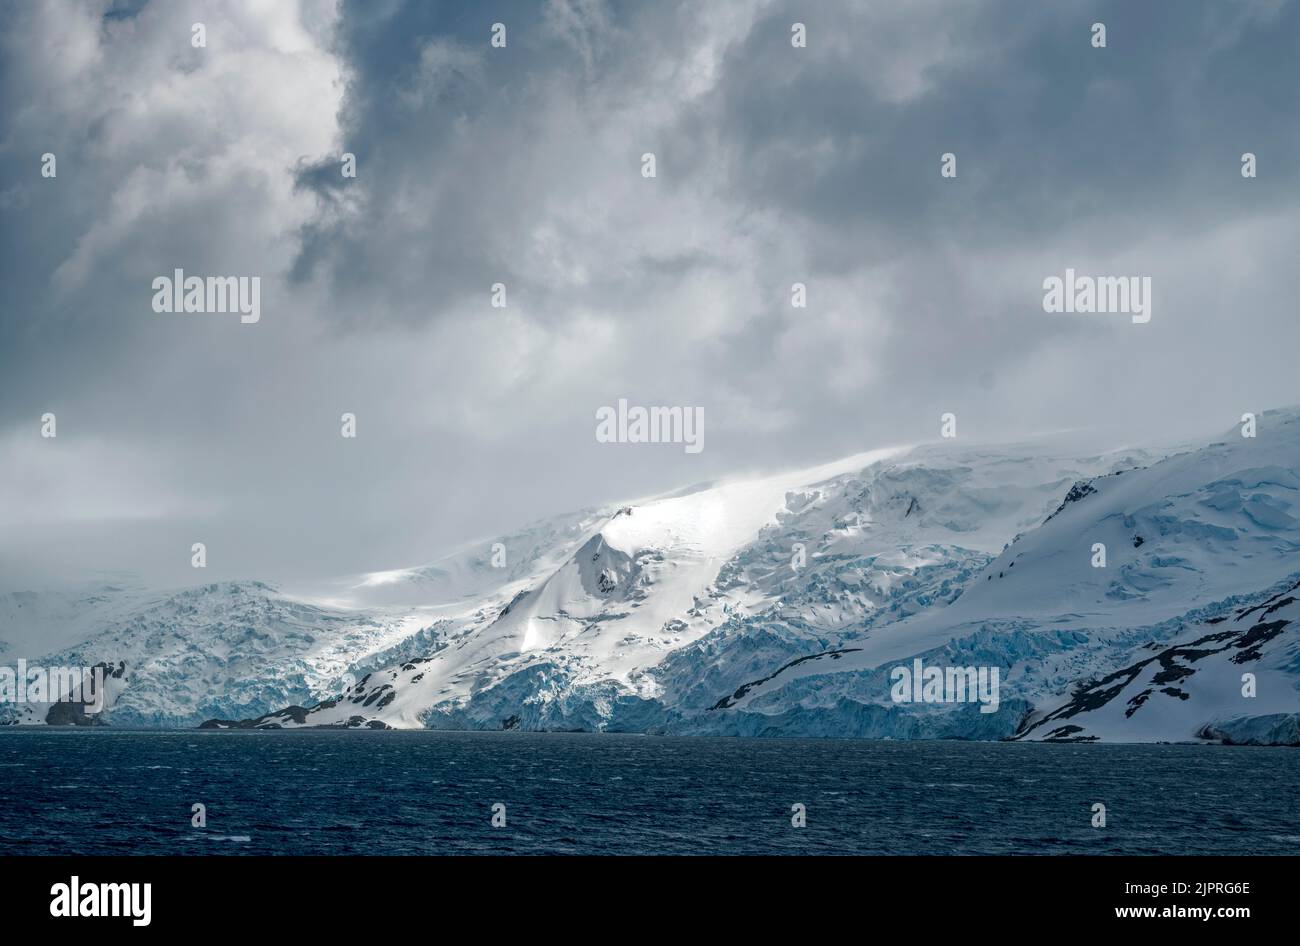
xmin=2 ymin=0 xmax=1298 ymax=590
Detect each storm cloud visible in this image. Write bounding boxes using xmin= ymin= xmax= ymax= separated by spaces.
xmin=1 ymin=0 xmax=1297 ymax=589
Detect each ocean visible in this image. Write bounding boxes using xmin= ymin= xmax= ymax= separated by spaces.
xmin=2 ymin=730 xmax=1296 ymax=855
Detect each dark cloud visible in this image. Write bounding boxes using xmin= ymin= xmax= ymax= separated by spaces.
xmin=2 ymin=0 xmax=1297 ymax=590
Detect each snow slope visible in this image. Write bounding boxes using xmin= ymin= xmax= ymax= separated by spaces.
xmin=1016 ymin=579 xmax=1300 ymax=744
xmin=0 ymin=510 xmax=609 ymax=727
xmin=0 ymin=581 xmax=442 ymax=726
xmin=8 ymin=410 xmax=1298 ymax=743
xmin=707 ymin=410 xmax=1300 ymax=743
xmin=205 ymin=434 xmax=1174 ymax=735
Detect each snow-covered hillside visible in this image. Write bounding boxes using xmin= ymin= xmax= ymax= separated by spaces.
xmin=6 ymin=411 xmax=1298 ymax=743
xmin=697 ymin=410 xmax=1300 ymax=743
xmin=0 ymin=506 xmax=623 ymax=727
xmin=204 ymin=431 xmax=1178 ymax=735
xmin=0 ymin=581 xmax=447 ymax=726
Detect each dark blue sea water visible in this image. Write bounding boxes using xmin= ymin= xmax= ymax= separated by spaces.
xmin=1 ymin=730 xmax=1297 ymax=855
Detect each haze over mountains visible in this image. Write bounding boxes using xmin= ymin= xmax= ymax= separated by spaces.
xmin=3 ymin=409 xmax=1297 ymax=745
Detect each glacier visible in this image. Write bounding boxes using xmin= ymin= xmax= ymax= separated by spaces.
xmin=3 ymin=409 xmax=1298 ymax=745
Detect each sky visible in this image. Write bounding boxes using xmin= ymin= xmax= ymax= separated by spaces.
xmin=1 ymin=0 xmax=1298 ymax=589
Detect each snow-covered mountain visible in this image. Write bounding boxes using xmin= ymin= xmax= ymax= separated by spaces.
xmin=0 ymin=580 xmax=440 ymax=726
xmin=691 ymin=410 xmax=1300 ymax=744
xmin=5 ymin=411 xmax=1298 ymax=743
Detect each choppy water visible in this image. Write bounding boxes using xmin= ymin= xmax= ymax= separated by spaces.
xmin=1 ymin=730 xmax=1296 ymax=855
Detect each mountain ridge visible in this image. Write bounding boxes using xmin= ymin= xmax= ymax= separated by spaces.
xmin=4 ymin=411 xmax=1298 ymax=743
